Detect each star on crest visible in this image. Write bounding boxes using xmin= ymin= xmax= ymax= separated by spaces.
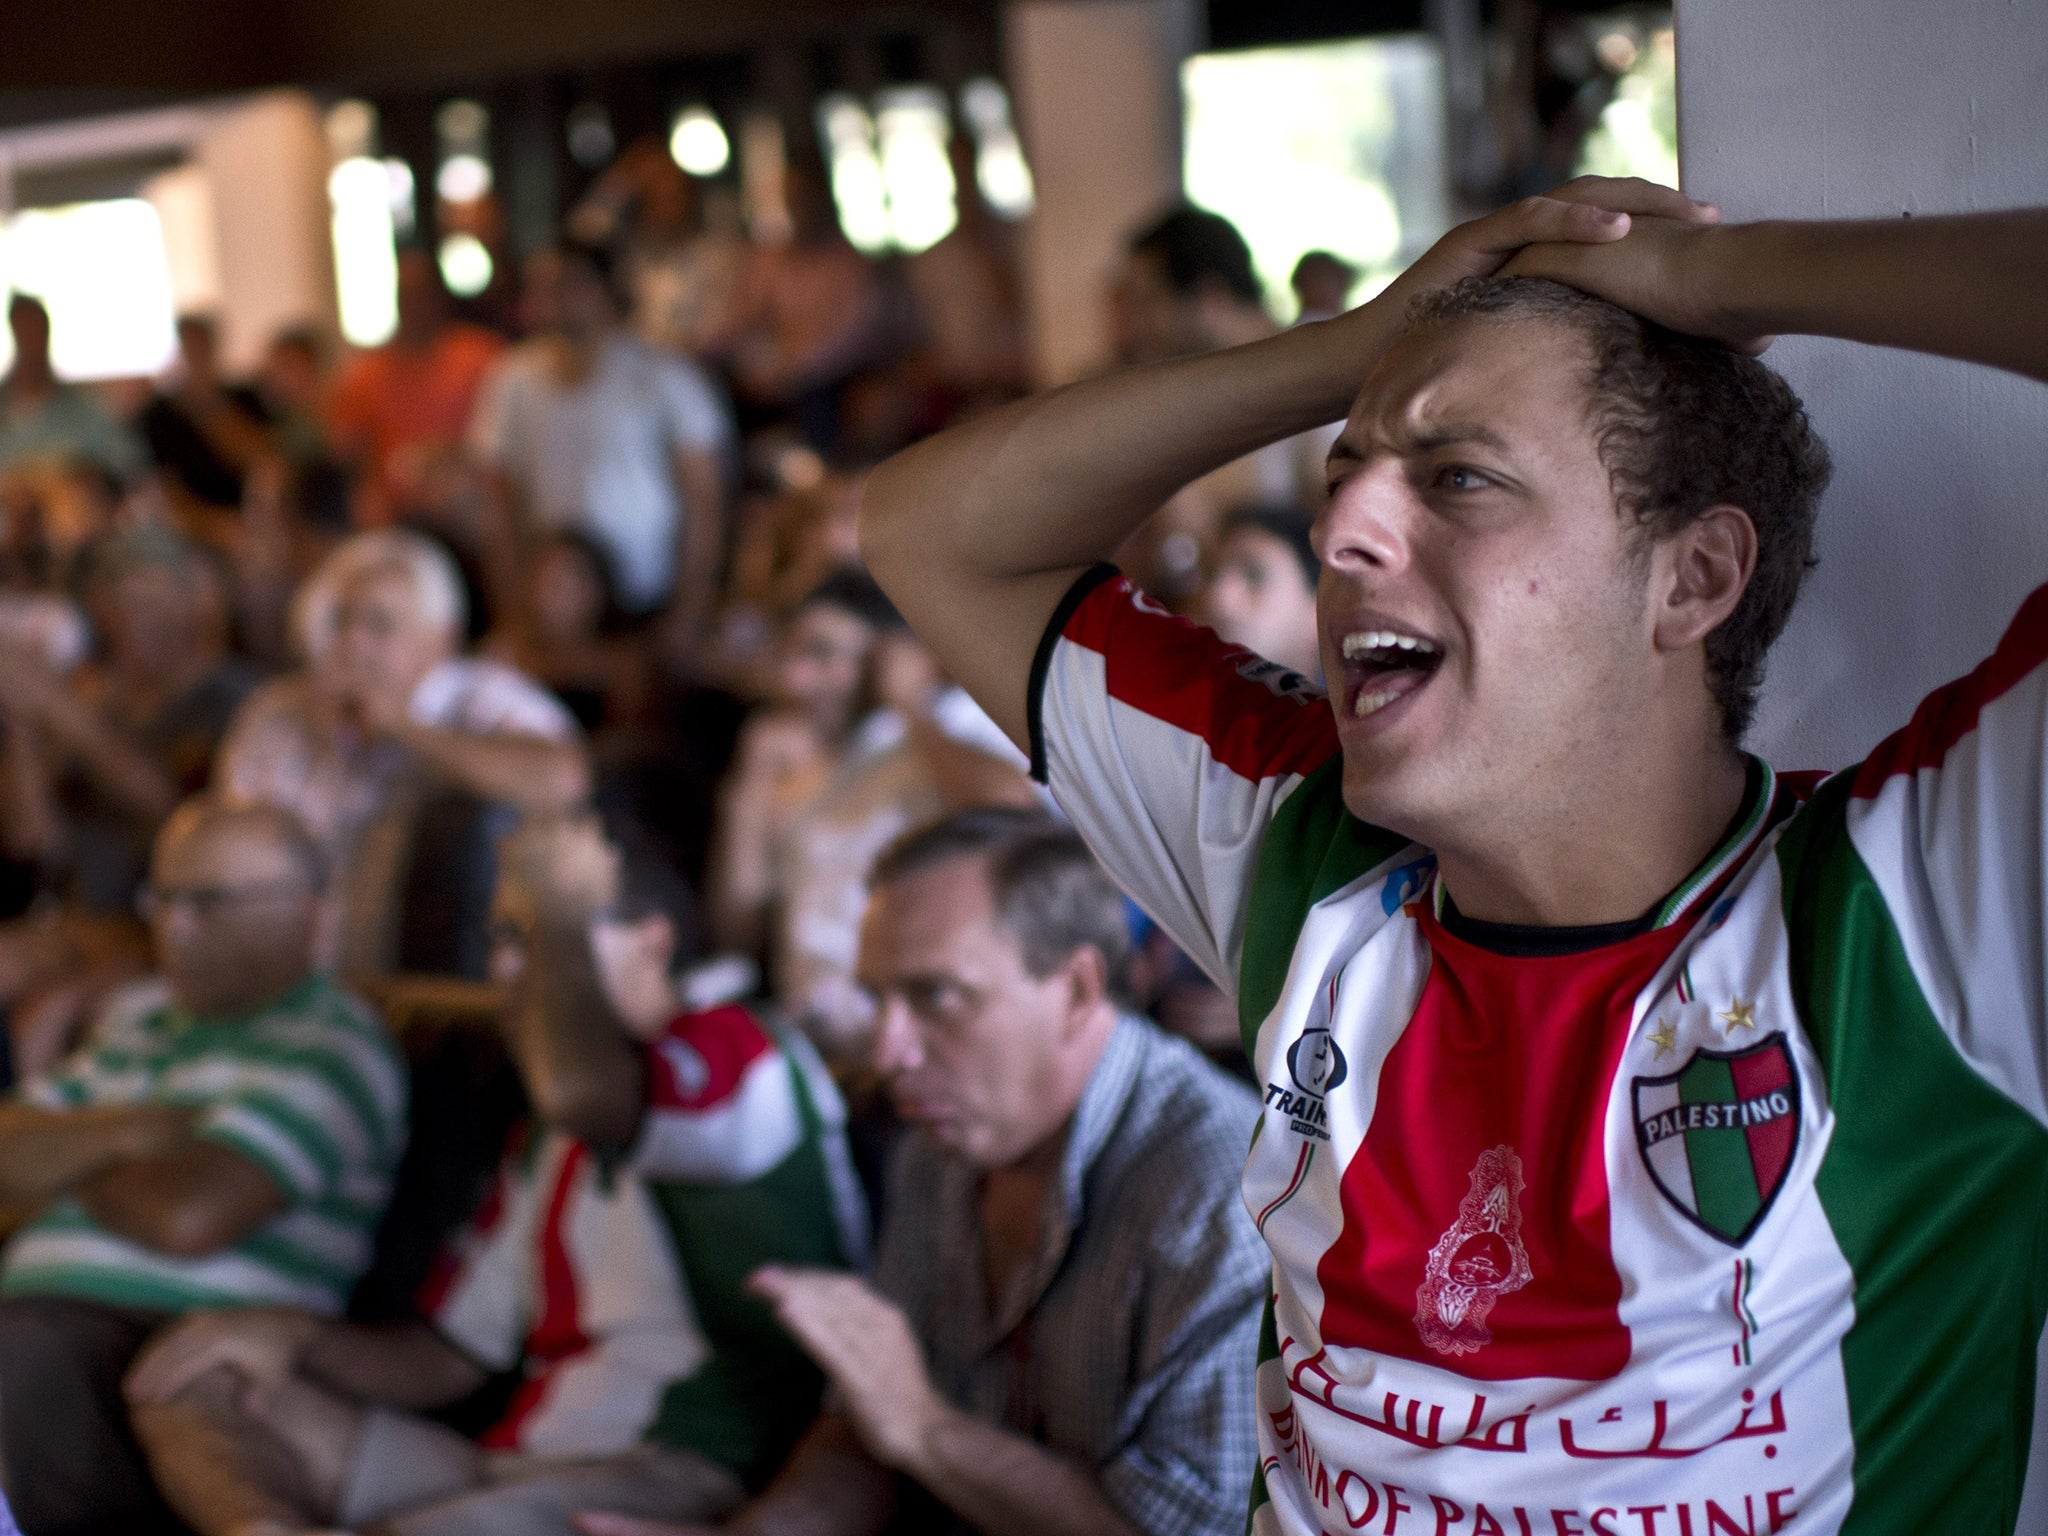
xmin=1646 ymin=1018 xmax=1679 ymax=1059
xmin=1718 ymin=997 xmax=1758 ymax=1034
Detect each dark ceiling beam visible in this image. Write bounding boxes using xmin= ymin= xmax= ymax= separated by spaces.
xmin=0 ymin=0 xmax=993 ymax=105
xmin=0 ymin=1 xmax=286 ymax=95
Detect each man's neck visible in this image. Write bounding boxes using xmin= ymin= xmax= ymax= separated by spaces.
xmin=559 ymin=325 xmax=615 ymax=372
xmin=1433 ymin=741 xmax=1751 ymax=929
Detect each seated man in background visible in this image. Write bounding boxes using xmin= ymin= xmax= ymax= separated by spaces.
xmin=127 ymin=814 xmax=868 ymax=1536
xmin=0 ymin=798 xmax=406 ymax=1534
xmin=0 ymin=528 xmax=260 ymax=1080
xmin=218 ymin=527 xmax=589 ymax=980
xmin=584 ymin=809 xmax=1266 ymax=1536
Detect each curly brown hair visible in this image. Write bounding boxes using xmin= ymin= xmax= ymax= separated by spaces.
xmin=1407 ymin=276 xmax=1832 ymax=741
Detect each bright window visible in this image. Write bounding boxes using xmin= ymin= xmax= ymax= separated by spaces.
xmin=1182 ymin=36 xmax=1451 ymax=320
xmin=873 ymin=86 xmax=957 ymax=254
xmin=818 ymin=84 xmax=979 ymax=256
xmin=329 ymin=156 xmax=399 ymax=347
xmin=817 ymin=94 xmax=892 ymax=255
xmin=0 ymin=199 xmax=179 ymax=381
xmin=1576 ymin=18 xmax=1678 ymax=188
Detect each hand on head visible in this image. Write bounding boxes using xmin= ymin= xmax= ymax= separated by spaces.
xmin=1502 ymin=210 xmax=1774 ymax=353
xmin=494 ymin=812 xmax=623 ymax=934
xmin=1390 ymin=175 xmax=1720 ymax=301
xmin=1386 ymin=174 xmax=1767 ymax=354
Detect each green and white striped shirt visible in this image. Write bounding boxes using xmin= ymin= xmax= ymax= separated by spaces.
xmin=1 ymin=974 xmax=407 ymax=1316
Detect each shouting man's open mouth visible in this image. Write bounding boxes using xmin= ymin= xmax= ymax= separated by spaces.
xmin=1338 ymin=626 xmax=1444 ymax=721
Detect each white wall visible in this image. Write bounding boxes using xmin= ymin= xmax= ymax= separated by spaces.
xmin=192 ymin=91 xmax=338 ymax=373
xmin=1680 ymin=8 xmax=2048 ymax=1521
xmin=1677 ymin=0 xmax=2048 ymax=773
xmin=1005 ymin=0 xmax=1197 ymax=387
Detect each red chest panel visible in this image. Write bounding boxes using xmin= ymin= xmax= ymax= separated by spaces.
xmin=1314 ymin=906 xmax=1687 ymax=1381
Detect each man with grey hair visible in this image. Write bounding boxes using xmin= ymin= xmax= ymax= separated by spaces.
xmin=218 ymin=528 xmax=589 ymax=978
xmin=578 ymin=807 xmax=1266 ymax=1536
xmin=0 ymin=797 xmax=407 ymax=1533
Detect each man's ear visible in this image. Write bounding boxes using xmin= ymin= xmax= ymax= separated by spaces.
xmin=1060 ymin=944 xmax=1109 ymax=1036
xmin=1653 ymin=504 xmax=1756 ymax=654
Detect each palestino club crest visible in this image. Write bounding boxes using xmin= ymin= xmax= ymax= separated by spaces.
xmin=1414 ymin=1145 xmax=1534 ymax=1358
xmin=1633 ymin=1033 xmax=1799 ymax=1246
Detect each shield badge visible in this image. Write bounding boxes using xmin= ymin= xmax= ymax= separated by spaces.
xmin=1633 ymin=1033 xmax=1800 ymax=1246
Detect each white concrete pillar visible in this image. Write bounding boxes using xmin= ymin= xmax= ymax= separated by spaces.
xmin=1004 ymin=0 xmax=1199 ymax=387
xmin=192 ymin=90 xmax=339 ymax=373
xmin=1677 ymin=0 xmax=2048 ymax=772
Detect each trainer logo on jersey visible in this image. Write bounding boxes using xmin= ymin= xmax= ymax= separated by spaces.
xmin=1265 ymin=1027 xmax=1348 ymax=1141
xmin=1415 ymin=1145 xmax=1533 ymax=1357
xmin=1633 ymin=1033 xmax=1800 ymax=1246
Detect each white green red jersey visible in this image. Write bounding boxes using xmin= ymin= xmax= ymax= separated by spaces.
xmin=1028 ymin=566 xmax=2048 ymax=1536
xmin=421 ymin=1005 xmax=867 ymax=1483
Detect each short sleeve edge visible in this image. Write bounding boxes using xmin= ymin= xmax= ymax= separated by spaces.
xmin=1027 ymin=563 xmax=1123 ymax=784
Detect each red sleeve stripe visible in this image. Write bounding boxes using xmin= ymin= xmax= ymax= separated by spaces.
xmin=1058 ymin=573 xmax=1340 ymax=785
xmin=643 ymin=1004 xmax=776 ymax=1111
xmin=1853 ymin=583 xmax=2048 ymax=798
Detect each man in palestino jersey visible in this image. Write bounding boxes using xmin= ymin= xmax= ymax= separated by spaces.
xmin=860 ymin=176 xmax=2048 ymax=1536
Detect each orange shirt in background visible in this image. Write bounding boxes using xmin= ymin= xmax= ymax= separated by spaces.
xmin=327 ymin=323 xmax=505 ymax=526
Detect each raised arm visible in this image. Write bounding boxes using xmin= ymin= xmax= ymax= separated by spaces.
xmin=494 ymin=815 xmax=646 ymax=1149
xmin=0 ymin=1102 xmax=194 ymax=1205
xmin=1509 ymin=207 xmax=2048 ymax=384
xmin=860 ymin=179 xmax=1719 ymax=747
xmin=76 ymin=1138 xmax=286 ymax=1258
xmin=389 ymin=720 xmax=592 ymax=814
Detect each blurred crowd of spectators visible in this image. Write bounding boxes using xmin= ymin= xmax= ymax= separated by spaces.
xmin=0 ymin=136 xmax=1337 ymax=1536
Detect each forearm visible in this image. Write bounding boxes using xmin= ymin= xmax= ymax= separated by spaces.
xmin=34 ymin=692 xmax=179 ymax=822
xmin=901 ymin=1405 xmax=1140 ymax=1536
xmin=0 ymin=1105 xmax=187 ymax=1203
xmin=300 ymin=1318 xmax=488 ymax=1410
xmin=706 ymin=790 xmax=777 ymax=955
xmin=864 ymin=313 xmax=1380 ymax=586
xmin=1716 ymin=210 xmax=2048 ymax=383
xmin=0 ymin=724 xmax=59 ymax=860
xmin=393 ymin=723 xmax=591 ymax=813
xmin=861 ymin=310 xmax=1395 ymax=743
xmin=731 ymin=1414 xmax=898 ymax=1536
xmin=508 ymin=915 xmax=644 ymax=1148
xmin=78 ymin=1140 xmax=284 ymax=1258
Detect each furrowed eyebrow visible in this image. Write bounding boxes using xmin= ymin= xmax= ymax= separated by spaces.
xmin=1405 ymin=422 xmax=1511 ymax=454
xmin=1327 ymin=419 xmax=1511 ymax=472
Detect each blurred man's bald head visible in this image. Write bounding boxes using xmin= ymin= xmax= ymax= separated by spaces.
xmin=157 ymin=800 xmax=328 ymax=892
xmin=149 ymin=800 xmax=327 ymax=1016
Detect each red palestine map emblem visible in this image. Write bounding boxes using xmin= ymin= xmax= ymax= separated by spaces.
xmin=1414 ymin=1145 xmax=1534 ymax=1357
xmin=1633 ymin=1033 xmax=1799 ymax=1246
